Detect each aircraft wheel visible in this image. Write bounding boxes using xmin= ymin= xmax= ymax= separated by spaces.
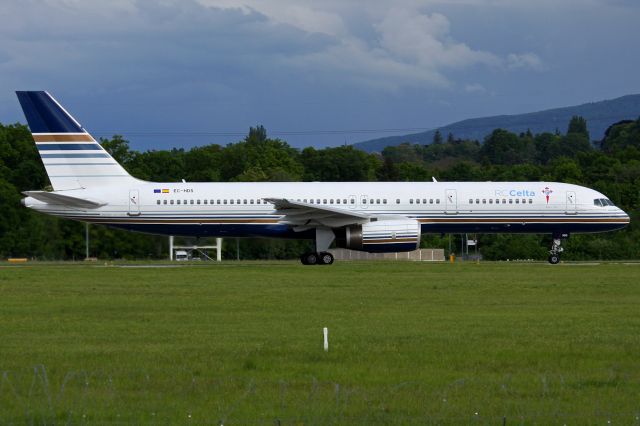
xmin=548 ymin=254 xmax=560 ymax=264
xmin=319 ymin=252 xmax=334 ymax=265
xmin=300 ymin=253 xmax=309 ymax=265
xmin=303 ymin=252 xmax=318 ymax=265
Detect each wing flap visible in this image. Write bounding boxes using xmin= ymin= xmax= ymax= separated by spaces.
xmin=264 ymin=198 xmax=370 ymax=228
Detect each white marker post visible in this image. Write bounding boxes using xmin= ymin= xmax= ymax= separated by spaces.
xmin=323 ymin=327 xmax=329 ymax=352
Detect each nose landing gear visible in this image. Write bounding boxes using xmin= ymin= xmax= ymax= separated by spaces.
xmin=548 ymin=235 xmax=565 ymax=264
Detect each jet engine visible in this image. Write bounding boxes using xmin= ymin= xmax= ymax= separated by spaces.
xmin=335 ymin=219 xmax=421 ymax=253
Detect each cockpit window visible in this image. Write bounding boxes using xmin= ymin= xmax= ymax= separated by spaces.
xmin=594 ymin=198 xmax=615 ymax=207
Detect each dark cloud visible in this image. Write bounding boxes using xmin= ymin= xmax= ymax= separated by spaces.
xmin=0 ymin=0 xmax=638 ymax=149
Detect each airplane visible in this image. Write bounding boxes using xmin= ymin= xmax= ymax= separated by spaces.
xmin=16 ymin=91 xmax=630 ymax=265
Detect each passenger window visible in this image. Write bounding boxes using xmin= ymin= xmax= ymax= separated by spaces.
xmin=376 ymin=199 xmax=380 ymax=204
xmin=223 ymin=200 xmax=227 ymax=204
xmin=522 ymin=199 xmax=526 ymax=204
xmin=409 ymin=199 xmax=414 ymax=204
xmin=203 ymin=199 xmax=207 ymax=205
xmin=430 ymin=199 xmax=433 ymax=204
xmin=303 ymin=199 xmax=308 ymax=203
xmin=190 ymin=200 xmax=194 ymax=205
xmin=496 ymin=199 xmax=500 ymax=204
xmin=416 ymin=199 xmax=420 ymax=204
xmin=469 ymin=199 xmax=474 ymax=204
xmin=396 ymin=199 xmax=400 ymax=204
xmin=250 ymin=199 xmax=254 ymax=204
xmin=336 ymin=199 xmax=341 ymax=204
xmin=363 ymin=199 xmax=367 ymax=204
xmin=422 ymin=199 xmax=426 ymax=204
xmin=170 ymin=200 xmax=174 ymax=205
xmin=330 ymin=199 xmax=334 ymax=204
xmin=509 ymin=199 xmax=513 ymax=204
xmin=529 ymin=199 xmax=533 ymax=204
xmin=323 ymin=199 xmax=327 ymax=204
xmin=163 ymin=200 xmax=167 ymax=205
xmin=383 ymin=199 xmax=387 ymax=204
xmin=476 ymin=199 xmax=480 ymax=204
xmin=230 ymin=200 xmax=234 ymax=204
xmin=243 ymin=199 xmax=247 ymax=204
xmin=177 ymin=200 xmax=181 ymax=205
xmin=482 ymin=199 xmax=486 ymax=204
xmin=489 ymin=199 xmax=493 ymax=204
xmin=502 ymin=199 xmax=506 ymax=204
xmin=436 ymin=199 xmax=440 ymax=204
xmin=316 ymin=199 xmax=321 ymax=204
xmin=156 ymin=200 xmax=160 ymax=205
xmin=351 ymin=198 xmax=355 ymax=204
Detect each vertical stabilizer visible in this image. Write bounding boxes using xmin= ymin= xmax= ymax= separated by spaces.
xmin=16 ymin=91 xmax=137 ymax=190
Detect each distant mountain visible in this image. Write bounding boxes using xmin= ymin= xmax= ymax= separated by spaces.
xmin=353 ymin=94 xmax=640 ymax=153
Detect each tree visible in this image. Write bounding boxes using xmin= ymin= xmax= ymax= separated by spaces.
xmin=567 ymin=115 xmax=589 ymax=139
xmin=432 ymin=130 xmax=443 ymax=145
xmin=480 ymin=129 xmax=535 ymax=165
xmin=100 ymin=135 xmax=134 ymax=166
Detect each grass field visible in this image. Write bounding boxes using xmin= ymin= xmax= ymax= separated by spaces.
xmin=1 ymin=261 xmax=640 ymax=424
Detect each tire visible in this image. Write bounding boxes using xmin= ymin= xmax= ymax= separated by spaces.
xmin=305 ymin=252 xmax=319 ymax=265
xmin=319 ymin=252 xmax=334 ymax=265
xmin=300 ymin=253 xmax=309 ymax=265
xmin=548 ymin=254 xmax=560 ymax=264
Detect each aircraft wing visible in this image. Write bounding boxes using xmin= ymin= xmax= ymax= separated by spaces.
xmin=264 ymin=198 xmax=370 ymax=229
xmin=23 ymin=191 xmax=106 ymax=209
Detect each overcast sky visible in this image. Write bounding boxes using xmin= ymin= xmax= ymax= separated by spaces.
xmin=1 ymin=0 xmax=639 ymax=150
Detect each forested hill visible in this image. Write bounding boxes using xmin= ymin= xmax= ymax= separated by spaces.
xmin=354 ymin=94 xmax=640 ymax=153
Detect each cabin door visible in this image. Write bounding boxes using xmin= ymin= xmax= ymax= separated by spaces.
xmin=128 ymin=189 xmax=141 ymax=216
xmin=565 ymin=191 xmax=577 ymax=215
xmin=445 ymin=189 xmax=457 ymax=214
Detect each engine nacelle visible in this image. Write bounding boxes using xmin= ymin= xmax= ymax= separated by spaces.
xmin=335 ymin=219 xmax=421 ymax=253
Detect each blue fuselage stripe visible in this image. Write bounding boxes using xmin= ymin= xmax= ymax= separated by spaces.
xmin=37 ymin=143 xmax=102 ymax=151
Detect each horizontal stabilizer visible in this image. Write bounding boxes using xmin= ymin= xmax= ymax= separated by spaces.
xmin=23 ymin=191 xmax=106 ymax=209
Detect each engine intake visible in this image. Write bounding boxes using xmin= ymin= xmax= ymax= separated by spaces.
xmin=335 ymin=219 xmax=421 ymax=253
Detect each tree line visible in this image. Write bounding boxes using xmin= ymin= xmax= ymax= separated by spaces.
xmin=0 ymin=116 xmax=639 ymax=260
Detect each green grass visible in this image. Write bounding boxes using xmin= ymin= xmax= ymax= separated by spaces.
xmin=1 ymin=261 xmax=640 ymax=424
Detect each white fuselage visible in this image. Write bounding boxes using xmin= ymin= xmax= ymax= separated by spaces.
xmin=23 ymin=180 xmax=630 ymax=239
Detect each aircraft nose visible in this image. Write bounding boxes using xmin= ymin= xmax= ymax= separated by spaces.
xmin=620 ymin=208 xmax=630 ymax=224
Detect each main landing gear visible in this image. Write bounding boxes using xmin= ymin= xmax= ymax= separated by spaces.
xmin=301 ymin=227 xmax=336 ymax=266
xmin=548 ymin=235 xmax=566 ymax=264
xmin=300 ymin=251 xmax=334 ymax=265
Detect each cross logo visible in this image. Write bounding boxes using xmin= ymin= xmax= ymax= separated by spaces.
xmin=542 ymin=187 xmax=553 ymax=204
